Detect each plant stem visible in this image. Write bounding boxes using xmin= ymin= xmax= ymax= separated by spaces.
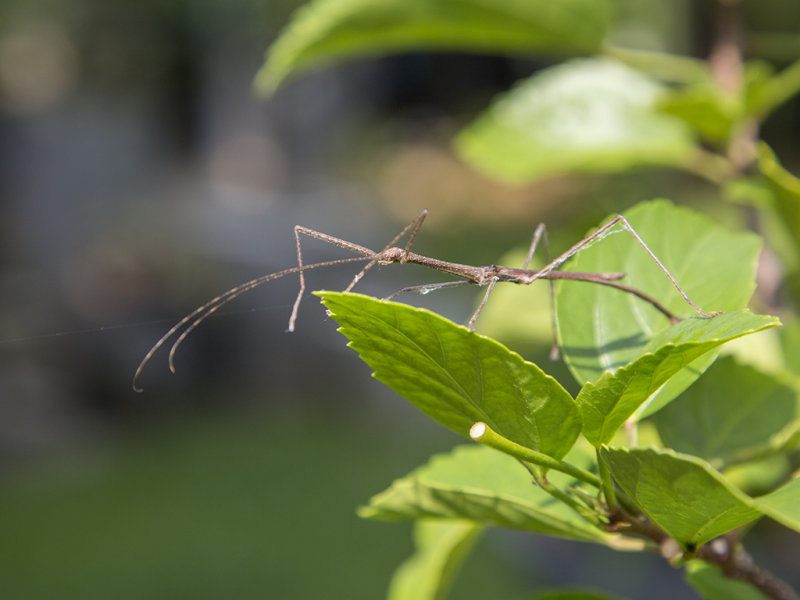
xmin=470 ymin=425 xmax=799 ymax=599
xmin=596 ymin=449 xmax=618 ymax=512
xmin=469 ymin=422 xmax=601 ymax=488
xmin=682 ymin=148 xmax=735 ymax=184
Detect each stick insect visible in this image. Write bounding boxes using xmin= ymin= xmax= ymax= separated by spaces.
xmin=132 ymin=209 xmax=721 ymax=391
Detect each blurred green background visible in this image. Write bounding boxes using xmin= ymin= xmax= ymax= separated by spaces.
xmin=0 ymin=1 xmax=798 ymax=598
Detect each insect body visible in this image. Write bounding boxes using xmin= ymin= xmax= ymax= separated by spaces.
xmin=133 ymin=210 xmax=720 ymax=391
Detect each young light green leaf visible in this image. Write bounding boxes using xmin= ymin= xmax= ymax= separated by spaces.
xmin=657 ymin=61 xmax=775 ymax=146
xmin=748 ymin=58 xmax=800 ymax=120
xmin=605 ymin=45 xmax=709 ymax=85
xmin=685 ymin=561 xmax=770 ymax=600
xmin=653 ymin=356 xmax=800 ymax=468
xmin=360 ymin=445 xmax=611 ymax=544
xmin=722 ymin=327 xmax=786 ymax=376
xmin=256 ymin=0 xmax=611 ymax=93
xmin=388 ymin=520 xmax=482 ymax=600
xmin=780 ymin=318 xmax=800 ymax=378
xmin=758 ymin=143 xmax=800 ymax=264
xmin=723 ymin=456 xmax=792 ymax=497
xmin=657 ymin=80 xmax=737 ymax=145
xmin=319 ymin=292 xmax=581 ymax=460
xmin=752 ymin=476 xmax=800 ymax=534
xmin=454 ymin=59 xmax=695 ymax=184
xmin=577 ymin=311 xmax=779 ymax=446
xmin=556 ymin=200 xmax=762 ymax=395
xmin=600 ymin=447 xmax=761 ymax=549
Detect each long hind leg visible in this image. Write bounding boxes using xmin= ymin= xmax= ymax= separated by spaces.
xmin=529 ymin=215 xmax=720 ymax=318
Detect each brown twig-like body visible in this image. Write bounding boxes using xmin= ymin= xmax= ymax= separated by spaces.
xmin=378 ymin=247 xmax=679 ymax=324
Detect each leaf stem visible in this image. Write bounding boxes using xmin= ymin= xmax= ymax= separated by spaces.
xmin=596 ymin=449 xmax=619 ymax=512
xmin=469 ymin=422 xmax=601 ymax=488
xmin=518 ymin=460 xmax=605 ymax=527
xmin=681 ymin=148 xmax=735 ymax=184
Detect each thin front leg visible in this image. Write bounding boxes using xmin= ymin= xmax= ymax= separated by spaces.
xmin=289 ymin=209 xmax=430 ymax=331
xmin=343 ymin=209 xmax=430 ymax=293
xmin=289 ymin=226 xmax=376 ymax=332
xmin=290 ymin=226 xmax=306 ymax=333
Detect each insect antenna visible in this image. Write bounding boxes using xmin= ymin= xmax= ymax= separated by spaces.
xmin=132 ymin=256 xmax=369 ymax=392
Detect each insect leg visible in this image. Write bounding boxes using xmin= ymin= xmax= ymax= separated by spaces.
xmin=289 ymin=226 xmax=375 ymax=331
xmin=343 ymin=209 xmax=430 ymax=293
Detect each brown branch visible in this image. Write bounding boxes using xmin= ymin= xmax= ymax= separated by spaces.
xmin=697 ymin=537 xmax=800 ymax=600
xmin=709 ymin=0 xmax=744 ymax=95
xmin=607 ymin=509 xmax=799 ymax=600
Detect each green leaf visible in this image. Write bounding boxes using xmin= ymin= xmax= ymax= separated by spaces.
xmin=653 ymin=356 xmax=800 ymax=468
xmin=658 ymin=61 xmax=775 ymax=145
xmin=605 ymin=46 xmax=709 ymax=85
xmin=722 ymin=327 xmax=786 ymax=376
xmin=256 ymin=0 xmax=611 ymax=93
xmin=454 ymin=58 xmax=695 ymax=184
xmin=752 ymin=476 xmax=800 ymax=533
xmin=576 ymin=311 xmax=778 ymax=446
xmin=556 ymin=200 xmax=762 ymax=395
xmin=600 ymin=447 xmax=761 ymax=549
xmin=748 ymin=58 xmax=800 ymax=120
xmin=388 ymin=520 xmax=482 ymax=600
xmin=320 ymin=292 xmax=581 ymax=460
xmin=757 ymin=143 xmax=800 ymax=265
xmin=780 ymin=318 xmax=800 ymax=378
xmin=724 ymin=456 xmax=792 ymax=497
xmin=685 ymin=561 xmax=770 ymax=600
xmin=658 ymin=82 xmax=735 ymax=145
xmin=360 ymin=445 xmax=611 ymax=543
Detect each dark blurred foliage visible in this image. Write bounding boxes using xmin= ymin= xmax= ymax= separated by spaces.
xmin=0 ymin=0 xmax=798 ymax=598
